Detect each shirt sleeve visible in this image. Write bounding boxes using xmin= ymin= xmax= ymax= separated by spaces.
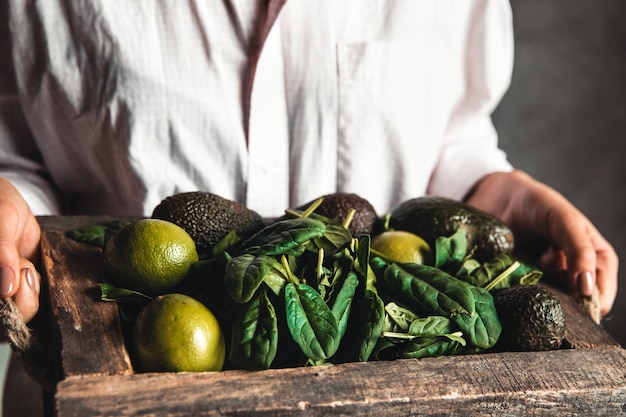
xmin=427 ymin=0 xmax=514 ymax=201
xmin=0 ymin=8 xmax=61 ymax=215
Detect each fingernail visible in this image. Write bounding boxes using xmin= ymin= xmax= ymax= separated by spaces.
xmin=577 ymin=271 xmax=594 ymax=296
xmin=22 ymin=268 xmax=38 ymax=295
xmin=0 ymin=266 xmax=15 ymax=296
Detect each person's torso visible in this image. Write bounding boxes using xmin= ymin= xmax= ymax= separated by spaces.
xmin=9 ymin=0 xmax=508 ymax=217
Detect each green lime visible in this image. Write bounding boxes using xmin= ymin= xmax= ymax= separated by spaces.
xmin=133 ymin=293 xmax=226 ymax=372
xmin=371 ymin=230 xmax=432 ymax=265
xmin=103 ymin=218 xmax=199 ymax=296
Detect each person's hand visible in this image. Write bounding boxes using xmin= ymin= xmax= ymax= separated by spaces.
xmin=0 ymin=177 xmax=41 ymax=323
xmin=465 ymin=170 xmax=618 ymax=317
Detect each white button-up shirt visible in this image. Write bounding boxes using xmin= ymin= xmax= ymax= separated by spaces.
xmin=1 ymin=0 xmax=514 ymax=218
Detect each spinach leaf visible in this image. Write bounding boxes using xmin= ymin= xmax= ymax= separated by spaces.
xmin=469 ymin=253 xmax=514 ymax=288
xmin=470 ymin=253 xmax=543 ymax=291
xmin=353 ymin=235 xmax=372 ymax=279
xmin=284 ymin=283 xmax=340 ymax=361
xmin=378 ymin=326 xmax=466 ymax=360
xmin=209 ymin=230 xmax=242 ymax=257
xmin=99 ymin=282 xmax=152 ymax=304
xmin=382 ymin=262 xmax=501 ymax=349
xmin=384 ymin=302 xmax=420 ymax=333
xmin=66 ymin=220 xmax=130 ymax=249
xmin=335 ymin=289 xmax=385 ymax=363
xmin=263 ymin=265 xmax=289 ymax=297
xmin=467 ymin=284 xmax=502 ymax=348
xmin=311 ymin=222 xmax=353 ymax=254
xmin=318 ymin=251 xmax=351 ymax=301
xmin=99 ymin=283 xmax=152 ymax=323
xmin=329 ymin=271 xmax=359 ymax=339
xmin=229 ymin=289 xmax=278 ymax=371
xmin=456 ymin=258 xmax=481 ymax=280
xmin=407 ymin=316 xmax=457 ymax=337
xmin=224 ymin=254 xmax=283 ymax=303
xmin=383 ymin=262 xmax=474 ymax=317
xmin=434 ymin=228 xmax=468 ymax=269
xmin=397 ymin=337 xmax=463 ymax=359
xmin=238 ymin=218 xmax=326 ymax=257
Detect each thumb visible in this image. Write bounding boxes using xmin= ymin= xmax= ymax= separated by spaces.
xmin=0 ymin=178 xmax=41 ymax=298
xmin=0 ymin=239 xmax=21 ymax=298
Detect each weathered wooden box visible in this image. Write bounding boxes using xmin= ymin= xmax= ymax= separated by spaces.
xmin=35 ymin=216 xmax=626 ymax=417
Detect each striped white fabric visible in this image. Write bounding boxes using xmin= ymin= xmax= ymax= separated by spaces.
xmin=0 ymin=0 xmax=513 ymax=218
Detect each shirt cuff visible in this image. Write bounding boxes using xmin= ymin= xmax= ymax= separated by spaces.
xmin=1 ymin=172 xmax=61 ymax=216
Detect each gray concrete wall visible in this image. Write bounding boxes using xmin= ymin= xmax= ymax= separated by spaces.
xmin=492 ymin=0 xmax=626 ymax=345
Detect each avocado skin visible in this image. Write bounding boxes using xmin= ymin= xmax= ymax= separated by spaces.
xmin=386 ymin=196 xmax=514 ymax=263
xmin=493 ymin=285 xmax=565 ymax=351
xmin=289 ymin=193 xmax=378 ymax=237
xmin=151 ymin=191 xmax=264 ymax=254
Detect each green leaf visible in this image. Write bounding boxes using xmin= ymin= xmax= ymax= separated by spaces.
xmin=262 ymin=264 xmax=289 ymax=297
xmin=239 ymin=218 xmax=326 ymax=257
xmin=471 ymin=253 xmax=543 ymax=292
xmin=354 ymin=235 xmax=372 ymax=279
xmin=382 ymin=262 xmax=501 ymax=349
xmin=518 ymin=270 xmax=543 ymax=286
xmin=467 ymin=284 xmax=502 ymax=347
xmin=329 ymin=271 xmax=359 ymax=339
xmin=99 ymin=282 xmax=152 ymax=304
xmin=434 ymin=228 xmax=468 ymax=269
xmin=282 ymin=211 xmax=353 ymax=254
xmin=99 ymin=283 xmax=152 ymax=323
xmin=469 ymin=253 xmax=515 ymax=288
xmin=407 ymin=316 xmax=457 ymax=337
xmin=378 ymin=327 xmax=466 ymax=359
xmin=383 ymin=263 xmax=473 ymax=317
xmin=335 ymin=289 xmax=385 ymax=363
xmin=384 ymin=302 xmax=420 ymax=333
xmin=311 ymin=222 xmax=353 ymax=254
xmin=398 ymin=337 xmax=463 ymax=359
xmin=228 ymin=289 xmax=278 ymax=371
xmin=284 ymin=283 xmax=340 ymax=361
xmin=224 ymin=254 xmax=282 ymax=303
xmin=66 ymin=220 xmax=130 ymax=249
xmin=210 ymin=229 xmax=242 ymax=257
xmin=456 ymin=258 xmax=481 ymax=279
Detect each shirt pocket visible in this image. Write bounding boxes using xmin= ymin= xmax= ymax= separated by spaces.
xmin=335 ymin=41 xmax=450 ymax=198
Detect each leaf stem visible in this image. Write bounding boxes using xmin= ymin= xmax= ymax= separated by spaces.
xmin=281 ymin=255 xmax=299 ymax=285
xmin=383 ymin=330 xmax=464 ymax=341
xmin=283 ymin=197 xmax=324 ymax=219
xmin=342 ymin=208 xmax=356 ymax=230
xmin=369 ymin=248 xmax=393 ymax=264
xmin=302 ymin=197 xmax=324 ymax=218
xmin=382 ymin=213 xmax=392 ymax=231
xmin=316 ymin=247 xmax=325 ymax=286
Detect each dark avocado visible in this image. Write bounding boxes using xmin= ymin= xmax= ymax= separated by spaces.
xmin=287 ymin=193 xmax=378 ymax=237
xmin=493 ymin=285 xmax=566 ymax=351
xmin=151 ymin=191 xmax=264 ymax=255
xmin=386 ymin=196 xmax=514 ymax=263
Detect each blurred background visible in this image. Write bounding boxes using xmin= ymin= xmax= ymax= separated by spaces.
xmin=492 ymin=0 xmax=626 ymax=346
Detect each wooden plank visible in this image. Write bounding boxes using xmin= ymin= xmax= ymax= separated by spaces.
xmin=41 ymin=230 xmax=133 ymax=377
xmin=54 ymin=347 xmax=626 ymax=416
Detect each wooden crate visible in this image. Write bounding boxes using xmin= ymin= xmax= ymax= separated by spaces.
xmin=35 ymin=216 xmax=626 ymax=417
